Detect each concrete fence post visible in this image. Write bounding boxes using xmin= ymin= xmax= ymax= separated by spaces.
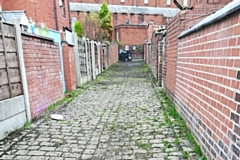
xmin=91 ymin=40 xmax=96 ymax=80
xmin=97 ymin=42 xmax=101 ymax=74
xmin=14 ymin=21 xmax=31 ymax=122
xmin=73 ymin=33 xmax=81 ymax=87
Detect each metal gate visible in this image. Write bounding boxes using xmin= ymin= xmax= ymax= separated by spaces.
xmin=0 ymin=22 xmax=30 ymax=140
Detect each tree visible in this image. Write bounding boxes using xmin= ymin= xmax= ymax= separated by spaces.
xmin=74 ymin=21 xmax=83 ymax=38
xmin=80 ymin=11 xmax=105 ymax=41
xmin=99 ymin=2 xmax=113 ymax=41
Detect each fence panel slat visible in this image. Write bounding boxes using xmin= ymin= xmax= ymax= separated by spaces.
xmin=1 ymin=22 xmax=13 ymax=98
xmin=0 ymin=85 xmax=10 ymax=100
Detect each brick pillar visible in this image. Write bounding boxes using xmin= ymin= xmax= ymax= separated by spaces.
xmin=62 ymin=43 xmax=76 ymax=91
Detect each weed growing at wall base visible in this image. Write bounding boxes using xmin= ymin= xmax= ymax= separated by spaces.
xmin=155 ymin=88 xmax=208 ymax=159
xmin=20 ymin=121 xmax=32 ymax=131
xmin=146 ymin=64 xmax=208 ymax=160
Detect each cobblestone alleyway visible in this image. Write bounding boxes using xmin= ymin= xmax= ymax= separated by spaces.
xmin=0 ymin=61 xmax=199 ymax=160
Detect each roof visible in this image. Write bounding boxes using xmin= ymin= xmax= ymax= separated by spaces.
xmin=70 ymin=3 xmax=180 ymax=18
xmin=0 ymin=10 xmax=26 ymax=22
xmin=178 ymin=0 xmax=240 ymax=38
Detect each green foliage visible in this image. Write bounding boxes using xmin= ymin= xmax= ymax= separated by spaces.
xmin=81 ymin=11 xmax=104 ymax=41
xmin=163 ymin=140 xmax=172 ymax=148
xmin=198 ymin=156 xmax=207 ymax=160
xmin=74 ymin=21 xmax=83 ymax=38
xmin=99 ymin=2 xmax=113 ymax=41
xmin=100 ymin=109 xmax=107 ymax=117
xmin=136 ymin=43 xmax=143 ymax=52
xmin=195 ymin=145 xmax=202 ymax=155
xmin=20 ymin=121 xmax=32 ymax=131
xmin=116 ymin=40 xmax=123 ymax=46
xmin=182 ymin=151 xmax=188 ymax=159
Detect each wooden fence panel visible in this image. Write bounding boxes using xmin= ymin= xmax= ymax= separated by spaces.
xmin=0 ymin=22 xmax=23 ymax=101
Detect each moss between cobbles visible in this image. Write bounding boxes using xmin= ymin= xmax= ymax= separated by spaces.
xmin=141 ymin=61 xmax=207 ymax=160
xmin=149 ymin=71 xmax=208 ymax=160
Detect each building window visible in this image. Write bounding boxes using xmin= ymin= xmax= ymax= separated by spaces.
xmin=166 ymin=0 xmax=171 ymax=5
xmin=60 ymin=0 xmax=66 ymax=17
xmin=126 ymin=19 xmax=130 ymax=25
xmin=144 ymin=0 xmax=148 ymax=4
xmin=150 ymin=20 xmax=154 ymax=25
xmin=138 ymin=14 xmax=144 ymax=24
xmin=120 ymin=0 xmax=125 ymax=2
xmin=183 ymin=0 xmax=188 ymax=6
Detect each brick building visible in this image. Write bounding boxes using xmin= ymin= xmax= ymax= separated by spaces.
xmin=70 ymin=0 xmax=179 ymax=54
xmin=0 ymin=0 xmax=71 ymax=32
xmin=1 ymin=0 xmax=77 ymax=92
xmin=70 ymin=0 xmax=177 ymax=8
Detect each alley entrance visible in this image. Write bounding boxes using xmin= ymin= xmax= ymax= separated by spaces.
xmin=0 ymin=61 xmax=198 ymax=160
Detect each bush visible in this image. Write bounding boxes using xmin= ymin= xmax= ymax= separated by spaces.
xmin=74 ymin=21 xmax=83 ymax=38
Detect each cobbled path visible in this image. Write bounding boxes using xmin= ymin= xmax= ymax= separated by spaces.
xmin=0 ymin=61 xmax=197 ymax=160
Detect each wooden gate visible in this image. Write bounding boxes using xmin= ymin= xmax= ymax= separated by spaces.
xmin=0 ymin=22 xmax=29 ymax=140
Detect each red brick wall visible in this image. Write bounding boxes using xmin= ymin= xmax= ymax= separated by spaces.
xmin=164 ymin=2 xmax=229 ymax=95
xmin=176 ymin=11 xmax=240 ymax=160
xmin=62 ymin=44 xmax=76 ymax=91
xmin=115 ymin=25 xmax=147 ymax=47
xmin=22 ymin=34 xmax=64 ymax=119
xmin=165 ymin=13 xmax=182 ymax=95
xmin=1 ymin=0 xmax=71 ymax=31
xmin=70 ymin=0 xmax=177 ymax=8
xmin=108 ymin=43 xmax=118 ymax=66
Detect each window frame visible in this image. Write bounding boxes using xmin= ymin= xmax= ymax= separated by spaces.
xmin=166 ymin=0 xmax=171 ymax=6
xmin=61 ymin=0 xmax=66 ymax=17
xmin=126 ymin=19 xmax=130 ymax=25
xmin=183 ymin=0 xmax=188 ymax=6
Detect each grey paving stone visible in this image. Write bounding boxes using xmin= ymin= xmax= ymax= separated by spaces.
xmin=30 ymin=156 xmax=50 ymax=160
xmin=15 ymin=150 xmax=28 ymax=155
xmin=81 ymin=154 xmax=93 ymax=159
xmin=39 ymin=147 xmax=56 ymax=151
xmin=28 ymin=151 xmax=46 ymax=156
xmin=15 ymin=156 xmax=32 ymax=159
xmin=0 ymin=155 xmax=15 ymax=159
xmin=45 ymin=152 xmax=62 ymax=157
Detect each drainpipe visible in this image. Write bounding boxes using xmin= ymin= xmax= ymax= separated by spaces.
xmin=67 ymin=0 xmax=71 ymax=29
xmin=136 ymin=0 xmax=138 ymax=7
xmin=53 ymin=0 xmax=59 ymax=31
